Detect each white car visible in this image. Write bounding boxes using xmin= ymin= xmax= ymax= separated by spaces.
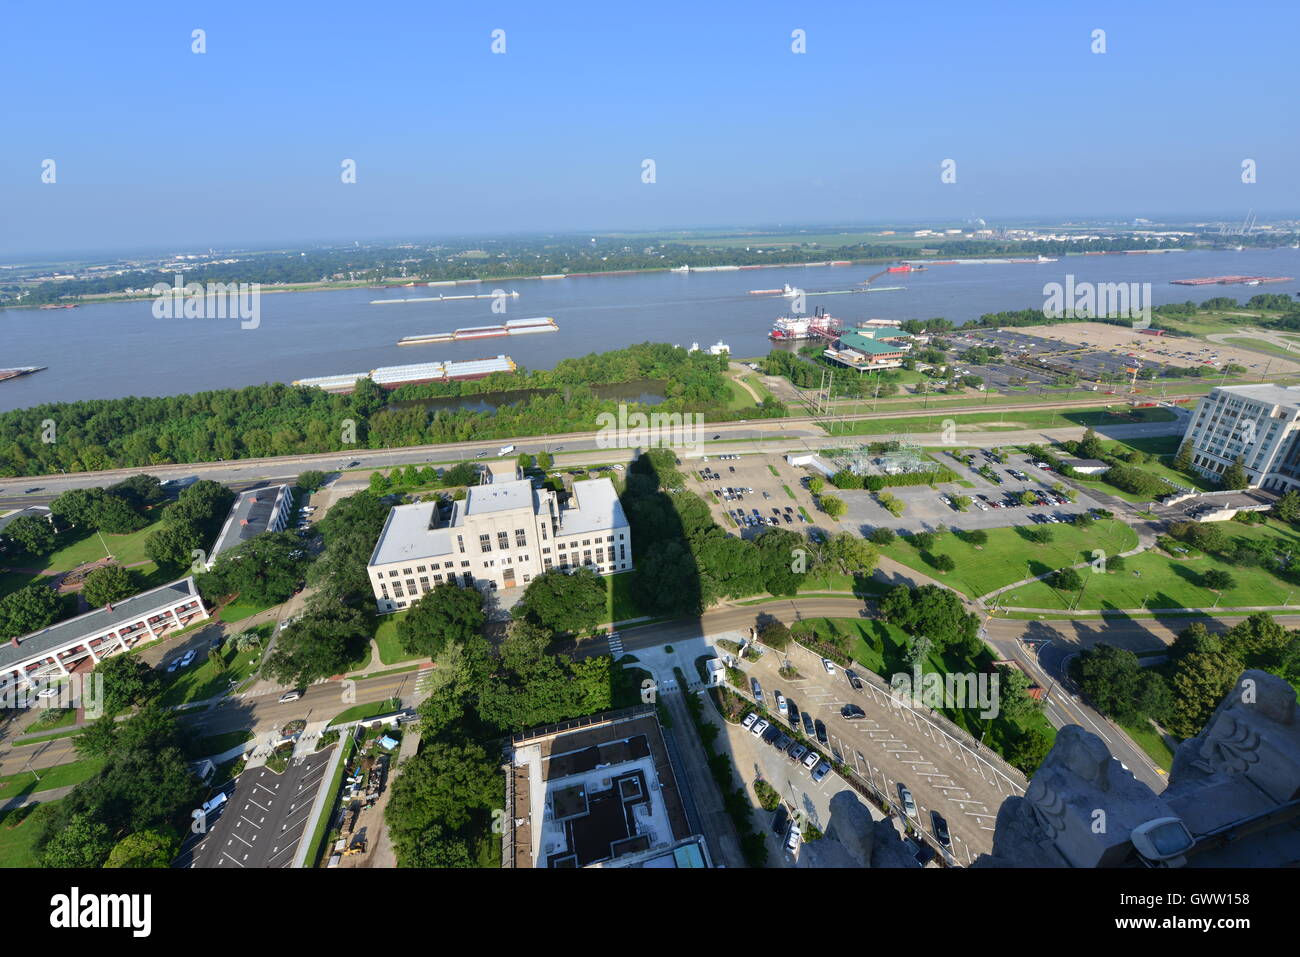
xmin=822 ymin=658 xmax=836 ymax=675
xmin=775 ymin=692 xmax=787 ymax=716
xmin=751 ymin=718 xmax=770 ymax=737
xmin=179 ymin=649 xmax=197 ymax=667
xmin=741 ymin=712 xmax=758 ymax=730
xmin=802 ymin=750 xmax=820 ymax=770
xmin=36 ymin=687 xmax=59 ymax=699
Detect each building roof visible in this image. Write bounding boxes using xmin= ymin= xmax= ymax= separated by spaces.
xmin=462 ymin=478 xmax=535 ymax=516
xmin=838 ymin=330 xmax=908 ymax=355
xmin=210 ymin=485 xmax=290 ymax=560
xmin=1062 ymin=458 xmax=1108 ymax=468
xmin=0 ymin=506 xmax=52 ymax=535
xmin=0 ymin=577 xmax=201 ymax=671
xmin=1212 ymin=384 xmax=1300 ymax=409
xmin=557 ymin=479 xmax=627 ymax=536
xmin=368 ymin=500 xmax=449 ymax=567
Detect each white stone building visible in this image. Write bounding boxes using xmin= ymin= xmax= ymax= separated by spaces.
xmin=1181 ymin=384 xmax=1300 ymax=492
xmin=366 ymin=472 xmax=631 ymax=612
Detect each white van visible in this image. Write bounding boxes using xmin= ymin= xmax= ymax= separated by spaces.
xmin=499 ymin=445 xmax=515 ymax=456
xmin=192 ymin=791 xmax=228 ymax=820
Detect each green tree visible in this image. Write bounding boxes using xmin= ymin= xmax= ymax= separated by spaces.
xmin=144 ymin=520 xmax=202 ymax=570
xmin=1073 ymin=644 xmax=1144 ymax=723
xmin=398 ymin=582 xmax=486 ymax=658
xmin=384 ymin=740 xmax=504 ymax=866
xmin=758 ymin=619 xmax=792 ymax=650
xmin=1051 ymin=567 xmax=1084 ymax=591
xmin=1220 ymin=458 xmax=1250 ymax=491
xmin=104 ymin=828 xmax=181 ymax=868
xmin=81 ymin=564 xmax=138 ymax=607
xmin=1272 ymin=490 xmax=1300 ymax=524
xmin=931 ymin=553 xmax=956 ymax=573
xmin=1202 ymin=568 xmax=1235 ymax=592
xmin=197 ymin=531 xmax=308 ymax=605
xmin=0 ymin=584 xmax=65 ymax=640
xmin=966 ymin=528 xmax=989 ymax=547
xmin=40 ymin=813 xmax=115 ymax=868
xmin=820 ymin=494 xmax=846 ymax=520
xmin=297 ymin=470 xmax=327 ymax=492
xmin=807 ymin=477 xmax=825 ymax=495
xmin=1168 ymin=652 xmax=1242 ymax=738
xmin=93 ymin=653 xmax=160 ymax=715
xmin=515 ymin=568 xmax=606 ymax=637
xmin=869 ymin=526 xmax=896 ymax=546
xmin=264 ymin=605 xmax=370 ymax=685
xmin=1 ymin=513 xmax=58 ymax=555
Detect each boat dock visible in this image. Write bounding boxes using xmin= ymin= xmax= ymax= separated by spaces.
xmin=1170 ymin=276 xmax=1293 ymax=286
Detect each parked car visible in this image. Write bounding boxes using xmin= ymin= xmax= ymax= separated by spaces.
xmin=802 ymin=712 xmax=816 ymax=737
xmin=784 ymin=821 xmax=802 ymax=854
xmin=771 ymin=805 xmax=789 ymax=835
xmin=279 ymin=690 xmax=302 ymax=703
xmin=811 ymin=760 xmax=832 ymax=784
xmin=751 ymin=677 xmax=764 ymax=703
xmin=741 ymin=712 xmax=758 ymax=730
xmin=841 ymin=704 xmax=866 ymax=720
xmin=166 ymin=658 xmax=181 ymax=673
xmin=773 ymin=732 xmax=792 ymax=751
xmin=814 ymin=719 xmax=828 ymax=744
xmin=751 ymin=718 xmax=770 ymax=737
xmin=775 ymin=692 xmax=788 ymax=716
xmin=822 ymin=658 xmax=836 ymax=675
xmin=787 ymin=699 xmax=801 ymax=727
xmin=897 ymin=783 xmax=918 ymax=818
xmin=845 ymin=668 xmax=863 ymax=690
xmin=802 ymin=750 xmax=820 ymax=770
xmin=788 ymin=742 xmax=808 ymax=763
xmin=931 ymin=811 xmax=952 ymax=849
xmin=179 ymin=649 xmax=197 ymax=667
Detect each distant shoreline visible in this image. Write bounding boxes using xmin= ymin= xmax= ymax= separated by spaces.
xmin=4 ymin=244 xmax=1265 ymax=312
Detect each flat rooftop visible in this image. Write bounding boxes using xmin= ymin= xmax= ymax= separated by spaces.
xmin=1212 ymin=384 xmax=1300 ymax=408
xmin=557 ymin=478 xmax=627 ymax=537
xmin=506 ymin=707 xmax=697 ymax=868
xmin=0 ymin=577 xmax=200 ymax=670
xmin=210 ymin=485 xmax=290 ymax=560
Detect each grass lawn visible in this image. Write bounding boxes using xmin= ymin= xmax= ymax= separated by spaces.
xmin=158 ymin=638 xmax=265 ymax=707
xmin=820 ymin=405 xmax=1175 ymax=437
xmin=602 ymin=571 xmax=644 ymax=624
xmin=0 ymin=569 xmax=40 ymax=601
xmin=218 ymin=596 xmax=279 ymax=623
xmin=0 ymin=802 xmax=60 ymax=867
xmin=327 ymin=698 xmax=402 ymax=727
xmin=188 ymin=729 xmax=254 ymax=759
xmin=998 ymin=521 xmax=1300 ymax=610
xmin=723 ymin=378 xmax=759 ymax=411
xmin=1120 ymin=718 xmax=1176 ymax=771
xmin=24 ymin=708 xmax=77 ymax=734
xmin=883 ymin=519 xmax=1138 ymax=599
xmin=372 ymin=611 xmax=425 ymax=666
xmin=0 ymin=757 xmax=105 ymax=803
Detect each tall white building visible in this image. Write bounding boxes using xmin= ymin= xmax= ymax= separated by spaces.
xmin=1181 ymin=384 xmax=1300 ymax=492
xmin=366 ymin=471 xmax=631 ymax=612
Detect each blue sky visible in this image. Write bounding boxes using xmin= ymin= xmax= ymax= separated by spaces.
xmin=2 ymin=0 xmax=1297 ymax=257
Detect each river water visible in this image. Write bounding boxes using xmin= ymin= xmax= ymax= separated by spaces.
xmin=1 ymin=247 xmax=1296 ymax=413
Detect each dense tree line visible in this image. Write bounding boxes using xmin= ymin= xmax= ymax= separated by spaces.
xmin=1073 ymin=613 xmax=1300 ymax=741
xmin=0 ymin=345 xmax=782 ymax=476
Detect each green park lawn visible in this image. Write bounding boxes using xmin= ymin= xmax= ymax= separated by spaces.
xmin=882 ymin=519 xmax=1138 ymax=600
xmin=821 ymin=405 xmax=1175 ymax=437
xmin=157 ymin=628 xmax=267 ymax=707
xmin=603 ymin=571 xmax=644 ymax=624
xmin=998 ymin=521 xmax=1300 ymax=611
xmin=373 ymin=611 xmax=424 ymax=666
xmin=0 ymin=757 xmax=105 ymax=804
xmin=0 ymin=802 xmax=60 ymax=867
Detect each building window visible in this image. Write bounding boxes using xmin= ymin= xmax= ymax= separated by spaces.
xmin=457 ymin=535 xmax=465 ymax=554
xmin=515 ymin=529 xmax=527 ymax=547
xmin=497 ymin=531 xmax=509 ymax=550
xmin=619 ymin=544 xmax=626 ymax=560
xmin=417 ymin=566 xmax=426 ymax=573
xmin=403 ymin=568 xmax=412 ymax=576
xmin=479 ymin=534 xmax=492 ymax=553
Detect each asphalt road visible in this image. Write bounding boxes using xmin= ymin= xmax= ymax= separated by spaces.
xmin=0 ymin=400 xmax=1187 ymax=510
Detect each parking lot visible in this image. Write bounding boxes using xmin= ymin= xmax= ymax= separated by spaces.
xmin=736 ymin=638 xmax=1022 ymax=864
xmin=175 ymin=748 xmax=333 ymax=868
xmin=691 ymin=453 xmax=820 ymax=538
xmin=836 ymin=448 xmax=1106 ymax=534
